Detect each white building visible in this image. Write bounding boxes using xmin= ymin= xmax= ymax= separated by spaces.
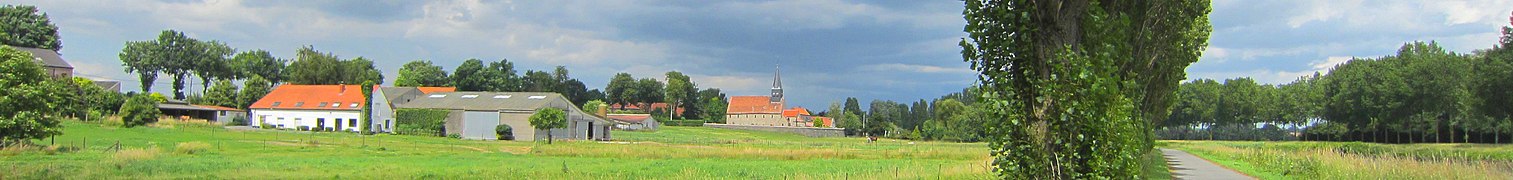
xmin=248 ymin=85 xmax=368 ymax=132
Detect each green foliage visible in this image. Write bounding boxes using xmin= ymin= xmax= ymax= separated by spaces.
xmin=68 ymin=77 xmax=125 ymax=116
xmin=0 ymin=46 xmax=67 ymax=145
xmin=230 ymin=49 xmax=286 ymax=83
xmin=581 ymin=100 xmax=606 ymax=117
xmin=450 ymin=59 xmax=488 ymax=91
xmin=118 ymin=95 xmax=161 ymax=128
xmin=361 ymin=80 xmax=375 ymax=134
xmin=395 ymin=60 xmax=449 ymax=87
xmin=662 ymin=119 xmax=705 ymax=127
xmin=0 ymin=5 xmax=61 ymax=51
xmin=284 ymin=46 xmax=384 ymax=85
xmin=606 ymin=73 xmax=636 ymax=109
xmin=119 ymin=30 xmax=232 ymax=99
xmin=202 ymin=80 xmax=239 ymax=108
xmin=960 ymin=0 xmax=1213 ymax=178
xmin=495 ymin=124 xmax=514 ymax=140
xmin=237 ymin=75 xmax=271 ymax=109
xmin=528 ymin=108 xmax=567 ymax=144
xmin=395 ymin=108 xmax=449 ymax=137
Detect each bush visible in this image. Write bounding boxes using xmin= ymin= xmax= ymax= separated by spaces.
xmin=663 ymin=119 xmax=705 ymax=126
xmin=118 ymin=95 xmax=161 ymax=128
xmin=496 ymin=124 xmax=514 ymax=140
xmin=174 ymin=141 xmax=211 ymax=154
xmin=396 ymin=108 xmax=449 ymax=136
xmin=297 ymin=126 xmax=310 ymax=131
xmin=229 ymin=116 xmax=248 ymax=126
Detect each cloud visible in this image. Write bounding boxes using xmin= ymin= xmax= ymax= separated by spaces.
xmin=859 ymin=63 xmax=974 ymax=74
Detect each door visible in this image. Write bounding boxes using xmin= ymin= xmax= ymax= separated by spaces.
xmin=335 ymin=119 xmax=343 ymax=131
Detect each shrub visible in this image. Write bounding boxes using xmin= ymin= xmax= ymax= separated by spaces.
xmin=229 ymin=116 xmax=248 ymax=126
xmin=118 ymin=95 xmax=161 ymax=128
xmin=447 ymin=134 xmax=461 ymax=139
xmin=174 ymin=141 xmax=211 ymax=154
xmin=396 ymin=108 xmax=449 ymax=136
xmin=297 ymin=126 xmax=310 ymax=131
xmin=496 ymin=124 xmax=514 ymax=140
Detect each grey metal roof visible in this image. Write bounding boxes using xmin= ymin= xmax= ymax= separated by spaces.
xmin=396 ymin=91 xmax=610 ymax=123
xmin=10 ymin=46 xmax=71 ymax=68
xmin=379 ymin=87 xmax=422 ymax=103
xmin=92 ymin=80 xmax=121 ymax=92
xmin=157 ymin=99 xmax=214 ymax=111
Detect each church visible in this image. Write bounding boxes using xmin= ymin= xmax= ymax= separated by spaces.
xmin=725 ymin=66 xmax=820 ymax=127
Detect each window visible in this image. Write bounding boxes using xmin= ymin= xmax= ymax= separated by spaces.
xmin=527 ymin=95 xmax=547 ymax=99
xmin=332 ymin=102 xmax=342 ymax=108
xmin=272 ymin=102 xmax=282 ymax=107
xmin=493 ymin=95 xmax=511 ymax=99
xmin=461 ymin=94 xmax=479 ymax=99
xmin=350 ymin=103 xmax=359 ymax=108
xmin=318 ymin=102 xmax=329 ymax=107
xmin=294 ymin=102 xmax=305 ymax=107
xmin=428 ymin=94 xmax=447 ymax=98
xmin=349 ymin=119 xmax=357 ymax=127
xmin=219 ymin=111 xmax=226 ymax=116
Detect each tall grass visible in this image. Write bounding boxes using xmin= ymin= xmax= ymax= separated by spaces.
xmin=1167 ymin=141 xmax=1513 ymax=179
xmin=174 ymin=141 xmax=211 ymax=154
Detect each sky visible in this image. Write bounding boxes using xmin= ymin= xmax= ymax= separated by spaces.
xmin=11 ymin=0 xmax=1513 ymax=110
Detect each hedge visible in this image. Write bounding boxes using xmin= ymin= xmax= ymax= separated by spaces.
xmin=662 ymin=119 xmax=705 ymax=127
xmin=396 ymin=108 xmax=449 ymax=137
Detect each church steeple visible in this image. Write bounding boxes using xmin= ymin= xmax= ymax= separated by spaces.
xmin=770 ymin=65 xmax=784 ymax=103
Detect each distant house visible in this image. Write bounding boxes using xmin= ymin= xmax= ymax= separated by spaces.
xmin=369 ymin=86 xmax=456 ymax=133
xmin=726 ymin=65 xmax=820 ymax=127
xmin=607 ymin=114 xmax=658 ymax=131
xmin=156 ymin=99 xmax=244 ymax=123
xmin=248 ymin=84 xmax=367 ymax=132
xmin=11 ymin=46 xmax=72 ymax=78
xmin=394 ymin=91 xmax=612 ymax=141
xmin=609 ymin=103 xmax=685 ymax=114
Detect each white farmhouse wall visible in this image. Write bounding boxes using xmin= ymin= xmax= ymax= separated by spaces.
xmin=370 ymin=89 xmax=395 ymax=133
xmin=250 ymin=109 xmax=362 ymax=132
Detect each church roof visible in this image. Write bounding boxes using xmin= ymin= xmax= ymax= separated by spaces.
xmin=727 ymin=96 xmax=783 ymax=114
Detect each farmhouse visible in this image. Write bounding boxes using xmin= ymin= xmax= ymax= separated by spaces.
xmin=369 ymin=86 xmax=457 ymax=133
xmin=395 ymin=91 xmax=612 ymax=141
xmin=248 ymin=84 xmax=368 ymax=131
xmin=12 ymin=46 xmax=72 ymax=77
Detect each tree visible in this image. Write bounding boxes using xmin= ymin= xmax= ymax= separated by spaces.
xmin=237 ymin=75 xmax=272 ymax=109
xmin=71 ymin=77 xmax=125 ymax=115
xmin=361 ymin=80 xmax=374 ymax=134
xmin=342 ymin=57 xmax=384 ymax=85
xmin=522 ymin=70 xmax=555 ymax=92
xmin=606 ymin=73 xmax=636 ymax=109
xmin=702 ymin=97 xmax=728 ymax=123
xmin=202 ymin=80 xmax=239 ymax=108
xmin=191 ymin=40 xmax=234 ymax=94
xmin=582 ymin=100 xmax=607 ymax=117
xmin=529 ymin=108 xmax=567 ymax=144
xmin=0 ymin=46 xmax=68 ymax=146
xmin=120 ymin=41 xmax=162 ymax=93
xmin=230 ymin=49 xmax=286 ymax=84
xmin=119 ymin=94 xmax=161 ymax=128
xmin=0 ymin=5 xmax=61 ymax=51
xmin=844 ymin=97 xmax=862 ymax=116
xmin=634 ymin=78 xmax=664 ymax=110
xmin=664 ymin=71 xmax=694 ymax=120
xmin=395 ymin=60 xmax=449 ymax=87
xmin=483 ymin=59 xmax=521 ymax=91
xmin=960 ymin=0 xmax=1212 ymax=178
xmin=451 ymin=59 xmax=488 ymax=91
xmin=1476 ymin=17 xmax=1513 ymax=143
xmin=561 ymin=79 xmax=590 ymax=106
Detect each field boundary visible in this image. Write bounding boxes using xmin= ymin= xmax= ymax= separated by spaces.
xmin=703 ymin=124 xmax=845 ymax=137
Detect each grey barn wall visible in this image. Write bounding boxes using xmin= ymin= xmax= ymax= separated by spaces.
xmin=704 ymin=124 xmax=845 ymax=137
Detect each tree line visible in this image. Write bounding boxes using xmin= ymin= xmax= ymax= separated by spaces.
xmin=821 ymin=87 xmax=991 ymax=142
xmin=1163 ymin=34 xmax=1513 ymax=144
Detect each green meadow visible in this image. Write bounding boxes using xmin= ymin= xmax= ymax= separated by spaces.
xmin=2 ymin=120 xmax=994 ymax=179
xmin=1162 ymin=140 xmax=1513 ymax=179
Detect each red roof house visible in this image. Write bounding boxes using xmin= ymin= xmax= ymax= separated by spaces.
xmin=249 ymin=84 xmax=370 ymax=110
xmin=727 ymin=96 xmax=783 ymax=114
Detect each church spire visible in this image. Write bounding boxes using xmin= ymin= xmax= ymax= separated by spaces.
xmin=770 ymin=64 xmax=784 ymax=103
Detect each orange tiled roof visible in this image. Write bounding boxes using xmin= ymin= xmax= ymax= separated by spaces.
xmin=248 ymin=84 xmax=368 ymax=110
xmin=727 ymin=96 xmax=782 ymax=114
xmin=782 ymin=107 xmax=811 ymax=117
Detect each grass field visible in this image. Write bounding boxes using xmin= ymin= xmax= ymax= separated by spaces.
xmin=2 ymin=120 xmax=995 ymax=179
xmin=1162 ymin=140 xmax=1513 ymax=179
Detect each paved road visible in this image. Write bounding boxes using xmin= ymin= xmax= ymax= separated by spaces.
xmin=1161 ymin=148 xmax=1254 ymax=180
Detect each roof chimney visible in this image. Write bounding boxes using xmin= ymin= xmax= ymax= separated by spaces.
xmin=339 ymin=84 xmax=347 ymax=94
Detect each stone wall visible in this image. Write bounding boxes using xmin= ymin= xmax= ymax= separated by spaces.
xmin=704 ymin=123 xmax=845 ymax=137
